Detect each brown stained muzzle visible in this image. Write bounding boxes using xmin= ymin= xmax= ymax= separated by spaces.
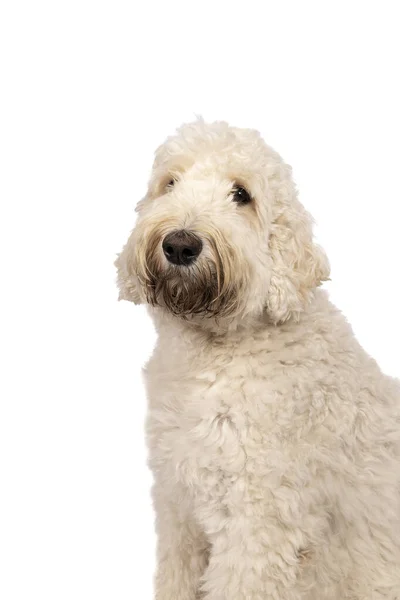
xmin=140 ymin=227 xmax=242 ymax=318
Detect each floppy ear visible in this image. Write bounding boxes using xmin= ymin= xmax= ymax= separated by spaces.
xmin=114 ymin=231 xmax=142 ymax=304
xmin=266 ymin=168 xmax=330 ymax=324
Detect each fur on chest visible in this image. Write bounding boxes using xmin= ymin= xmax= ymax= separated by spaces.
xmin=146 ymin=373 xmax=248 ymax=491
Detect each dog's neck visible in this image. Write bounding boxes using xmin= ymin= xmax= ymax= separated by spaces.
xmin=147 ymin=289 xmax=332 ymax=353
xmin=148 ymin=305 xmax=268 ymax=343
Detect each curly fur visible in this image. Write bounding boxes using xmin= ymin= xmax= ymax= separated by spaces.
xmin=116 ymin=120 xmax=400 ymax=599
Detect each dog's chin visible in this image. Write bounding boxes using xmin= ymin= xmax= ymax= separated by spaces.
xmin=143 ymin=263 xmax=237 ymax=319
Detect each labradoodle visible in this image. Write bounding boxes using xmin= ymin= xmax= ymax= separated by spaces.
xmin=116 ymin=120 xmax=400 ymax=600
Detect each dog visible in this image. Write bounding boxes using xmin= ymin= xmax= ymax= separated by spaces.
xmin=116 ymin=120 xmax=400 ymax=599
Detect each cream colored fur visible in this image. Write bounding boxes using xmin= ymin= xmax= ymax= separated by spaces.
xmin=116 ymin=120 xmax=400 ymax=599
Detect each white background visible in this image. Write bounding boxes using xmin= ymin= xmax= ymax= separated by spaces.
xmin=0 ymin=1 xmax=399 ymax=598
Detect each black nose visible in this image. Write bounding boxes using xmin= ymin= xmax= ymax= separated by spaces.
xmin=162 ymin=230 xmax=203 ymax=266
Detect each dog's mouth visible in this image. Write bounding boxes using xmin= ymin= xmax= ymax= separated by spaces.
xmin=138 ymin=234 xmax=240 ymax=318
xmin=146 ymin=263 xmax=221 ymax=316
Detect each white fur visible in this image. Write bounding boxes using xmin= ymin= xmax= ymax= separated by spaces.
xmin=116 ymin=120 xmax=400 ymax=599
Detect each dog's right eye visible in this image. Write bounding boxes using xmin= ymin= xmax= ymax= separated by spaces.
xmin=165 ymin=178 xmax=175 ymax=190
xmin=232 ymin=185 xmax=252 ymax=205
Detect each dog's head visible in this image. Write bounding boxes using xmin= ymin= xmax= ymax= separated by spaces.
xmin=116 ymin=120 xmax=329 ymax=326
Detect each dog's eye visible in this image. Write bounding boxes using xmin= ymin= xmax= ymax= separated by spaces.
xmin=232 ymin=186 xmax=252 ymax=205
xmin=166 ymin=178 xmax=175 ymax=190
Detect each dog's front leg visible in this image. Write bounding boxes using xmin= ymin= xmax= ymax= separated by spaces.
xmin=153 ymin=491 xmax=209 ymax=600
xmin=197 ymin=482 xmax=306 ymax=600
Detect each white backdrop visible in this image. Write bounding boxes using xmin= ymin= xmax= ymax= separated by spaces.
xmin=1 ymin=1 xmax=399 ymax=599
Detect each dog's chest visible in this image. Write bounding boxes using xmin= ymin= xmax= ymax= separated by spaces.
xmin=143 ymin=331 xmax=309 ymax=501
xmin=145 ymin=363 xmax=249 ymax=497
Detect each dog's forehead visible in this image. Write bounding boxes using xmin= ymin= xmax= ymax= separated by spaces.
xmin=152 ymin=121 xmax=274 ymax=177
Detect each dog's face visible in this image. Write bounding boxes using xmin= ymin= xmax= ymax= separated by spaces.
xmin=116 ymin=121 xmax=329 ymax=326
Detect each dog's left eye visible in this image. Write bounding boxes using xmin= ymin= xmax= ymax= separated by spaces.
xmin=232 ymin=186 xmax=252 ymax=205
xmin=166 ymin=178 xmax=175 ymax=190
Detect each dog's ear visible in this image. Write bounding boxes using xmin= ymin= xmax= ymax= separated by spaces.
xmin=266 ymin=168 xmax=330 ymax=323
xmin=115 ymin=231 xmax=142 ymax=304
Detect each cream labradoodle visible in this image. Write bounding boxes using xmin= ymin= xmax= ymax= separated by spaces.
xmin=116 ymin=120 xmax=400 ymax=599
